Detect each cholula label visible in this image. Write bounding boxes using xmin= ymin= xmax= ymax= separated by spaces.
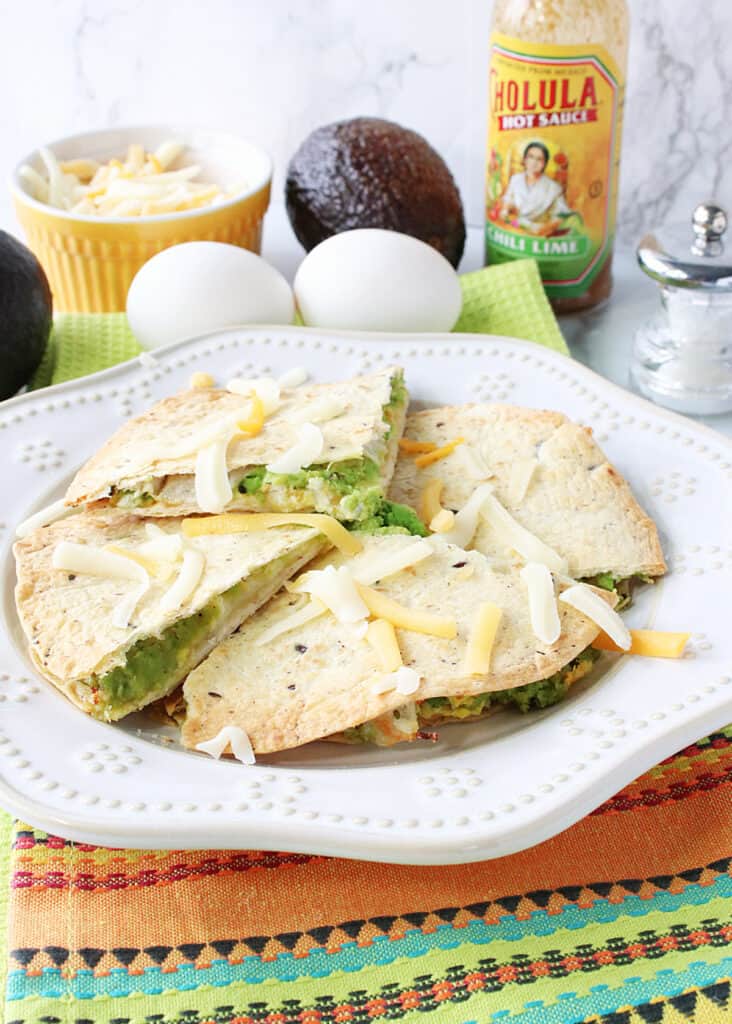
xmin=485 ymin=33 xmax=623 ymax=298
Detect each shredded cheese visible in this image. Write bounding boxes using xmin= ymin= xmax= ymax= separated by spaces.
xmin=592 ymin=629 xmax=690 ymax=658
xmin=464 ymin=602 xmax=503 ymax=675
xmin=297 ymin=565 xmax=369 ymax=623
xmin=520 ymin=563 xmax=561 ymax=645
xmin=105 ymin=544 xmax=164 ymax=578
xmin=277 ymin=367 xmax=309 ymax=389
xmin=414 ymin=437 xmax=465 ymax=468
xmin=458 ymin=444 xmax=493 ymax=481
xmin=479 ymin=491 xmax=567 ymax=573
xmin=254 ymin=598 xmax=326 ymax=646
xmin=507 ymin=457 xmax=538 ymax=506
xmin=52 ymin=541 xmax=148 ymax=581
xmin=430 ymin=508 xmax=456 ymax=533
xmin=189 ymin=371 xmax=215 ymax=389
xmin=237 ymin=392 xmax=265 ymax=436
xmin=366 ymin=619 xmax=403 ymax=672
xmin=438 ymin=483 xmax=495 ymax=549
xmin=16 ymin=499 xmax=75 ymax=539
xmin=266 ymin=423 xmax=324 ymax=475
xmin=559 ymin=584 xmax=631 ymax=650
xmin=286 ymin=396 xmax=347 ymax=425
xmin=419 ymin=478 xmax=444 ymax=525
xmin=350 ymin=538 xmax=434 ymax=585
xmin=52 ymin=541 xmax=150 ymax=629
xmin=159 ymin=548 xmax=205 ymax=613
xmin=182 ymin=512 xmax=361 ymax=556
xmin=226 ymin=376 xmax=281 ymax=415
xmin=194 ymin=436 xmax=232 ymax=514
xmin=371 ymin=666 xmax=421 ymax=696
xmin=399 ymin=438 xmax=437 ymax=454
xmin=195 ymin=725 xmax=255 ymax=764
xmin=357 ymin=584 xmax=457 ymax=639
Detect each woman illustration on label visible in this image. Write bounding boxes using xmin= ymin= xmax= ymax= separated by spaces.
xmin=500 ymin=141 xmax=574 ymax=235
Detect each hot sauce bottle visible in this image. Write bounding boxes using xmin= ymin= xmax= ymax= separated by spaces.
xmin=485 ymin=0 xmax=629 ymax=313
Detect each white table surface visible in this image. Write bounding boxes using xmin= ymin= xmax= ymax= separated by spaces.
xmin=262 ymin=200 xmax=732 ymax=441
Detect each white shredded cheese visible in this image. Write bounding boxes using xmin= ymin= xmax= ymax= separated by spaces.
xmin=560 ymin=584 xmax=632 ymax=651
xmin=111 ymin=580 xmax=150 ymax=630
xmin=195 ymin=437 xmax=232 ymax=514
xmin=16 ymin=499 xmax=75 ymax=539
xmin=227 ymin=376 xmax=281 ymax=414
xmin=480 ymin=491 xmax=567 ymax=573
xmin=430 ymin=508 xmax=455 ymax=533
xmin=278 ymin=367 xmax=309 ymax=389
xmin=286 ymin=396 xmax=347 ymax=425
xmin=350 ymin=538 xmax=434 ymax=586
xmin=458 ymin=444 xmax=493 ymax=481
xmin=372 ymin=666 xmax=421 ymax=696
xmin=254 ymin=598 xmax=326 ymax=646
xmin=508 ymin=458 xmax=538 ymax=506
xmin=159 ymin=548 xmax=205 ymax=613
xmin=437 ymin=483 xmax=495 ymax=548
xmin=138 ymin=350 xmax=158 ymax=368
xmin=297 ymin=564 xmax=368 ymax=623
xmin=52 ymin=541 xmax=150 ymax=629
xmin=195 ymin=725 xmax=256 ymax=764
xmin=520 ymin=562 xmax=561 ymax=645
xmin=266 ymin=423 xmax=324 ymax=475
xmin=52 ymin=541 xmax=148 ymax=581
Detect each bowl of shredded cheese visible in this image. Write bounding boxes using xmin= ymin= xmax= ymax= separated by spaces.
xmin=10 ymin=125 xmax=272 ymax=312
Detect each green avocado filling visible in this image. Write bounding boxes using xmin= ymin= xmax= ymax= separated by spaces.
xmin=113 ymin=489 xmax=155 ymax=509
xmin=235 ymin=371 xmax=407 ymax=521
xmin=417 ymin=647 xmax=601 ymax=724
xmin=89 ymin=548 xmax=315 ymax=720
xmin=582 ymin=573 xmax=654 ymax=611
xmin=355 ymin=499 xmax=429 ymax=537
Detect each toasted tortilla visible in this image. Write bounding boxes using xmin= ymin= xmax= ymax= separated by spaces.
xmin=14 ymin=510 xmax=328 ymax=720
xmin=64 ymin=367 xmax=407 ymax=520
xmin=389 ymin=404 xmax=666 ymax=580
xmin=181 ymin=534 xmax=612 ymax=754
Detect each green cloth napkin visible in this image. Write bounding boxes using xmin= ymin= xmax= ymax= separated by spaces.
xmin=31 ymin=259 xmax=567 ymax=388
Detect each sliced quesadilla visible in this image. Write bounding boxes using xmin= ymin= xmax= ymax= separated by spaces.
xmin=181 ymin=533 xmax=620 ymax=754
xmin=389 ymin=404 xmax=666 ymax=598
xmin=64 ymin=367 xmax=408 ymax=523
xmin=14 ymin=510 xmax=333 ymax=721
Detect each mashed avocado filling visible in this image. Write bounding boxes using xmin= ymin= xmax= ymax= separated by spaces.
xmin=85 ymin=547 xmax=319 ymax=721
xmin=582 ymin=573 xmax=655 ymax=611
xmin=234 ymin=371 xmax=407 ymax=522
xmin=340 ymin=647 xmax=601 ymax=745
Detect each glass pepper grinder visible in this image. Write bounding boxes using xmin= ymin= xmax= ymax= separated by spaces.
xmin=631 ymin=202 xmax=732 ymax=415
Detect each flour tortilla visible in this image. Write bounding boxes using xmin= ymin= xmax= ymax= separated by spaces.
xmin=14 ymin=510 xmax=328 ymax=719
xmin=181 ymin=534 xmax=612 ymax=754
xmin=389 ymin=404 xmax=666 ymax=580
xmin=64 ymin=367 xmax=406 ymax=517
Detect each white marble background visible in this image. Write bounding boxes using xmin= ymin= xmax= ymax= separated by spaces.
xmin=2 ymin=0 xmax=731 ymax=244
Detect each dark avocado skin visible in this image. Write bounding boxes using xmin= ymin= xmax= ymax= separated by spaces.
xmin=0 ymin=231 xmax=53 ymax=400
xmin=285 ymin=117 xmax=466 ymax=268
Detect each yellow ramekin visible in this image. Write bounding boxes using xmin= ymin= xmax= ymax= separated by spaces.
xmin=11 ymin=125 xmax=272 ymax=313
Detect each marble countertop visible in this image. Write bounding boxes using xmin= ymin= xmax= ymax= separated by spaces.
xmin=261 ymin=201 xmax=732 ymax=440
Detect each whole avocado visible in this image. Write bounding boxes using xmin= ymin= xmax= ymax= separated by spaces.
xmin=285 ymin=117 xmax=466 ymax=268
xmin=0 ymin=231 xmax=53 ymax=400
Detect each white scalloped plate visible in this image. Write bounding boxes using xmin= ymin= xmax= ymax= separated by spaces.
xmin=1 ymin=326 xmax=731 ymax=864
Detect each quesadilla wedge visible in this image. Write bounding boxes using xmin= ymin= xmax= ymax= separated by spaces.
xmin=389 ymin=404 xmax=666 ymax=596
xmin=181 ymin=534 xmax=617 ymax=754
xmin=14 ymin=510 xmax=331 ymax=721
xmin=64 ymin=367 xmax=408 ymax=523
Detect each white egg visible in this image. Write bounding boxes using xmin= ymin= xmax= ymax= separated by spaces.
xmin=127 ymin=242 xmax=295 ymax=349
xmin=294 ymin=229 xmax=463 ymax=333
